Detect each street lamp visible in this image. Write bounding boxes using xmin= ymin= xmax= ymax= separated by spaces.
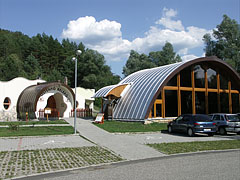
xmin=72 ymin=49 xmax=82 ymax=134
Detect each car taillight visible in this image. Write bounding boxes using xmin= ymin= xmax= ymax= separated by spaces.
xmin=194 ymin=123 xmax=200 ymax=125
xmin=213 ymin=123 xmax=216 ymax=125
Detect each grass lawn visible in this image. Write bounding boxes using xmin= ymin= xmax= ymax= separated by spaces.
xmin=147 ymin=140 xmax=240 ymax=154
xmin=94 ymin=120 xmax=167 ymax=133
xmin=0 ymin=126 xmax=74 ymax=137
xmin=0 ymin=119 xmax=68 ymax=126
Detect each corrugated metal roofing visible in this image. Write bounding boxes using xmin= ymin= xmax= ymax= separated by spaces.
xmin=113 ymin=61 xmax=185 ymax=120
xmin=93 ymin=85 xmax=118 ymax=98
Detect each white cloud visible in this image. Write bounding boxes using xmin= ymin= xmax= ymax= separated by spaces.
xmin=61 ymin=8 xmax=210 ymax=63
xmin=62 ymin=16 xmax=121 ymax=44
xmin=155 ymin=8 xmax=184 ymax=31
xmin=181 ymin=54 xmax=199 ymax=61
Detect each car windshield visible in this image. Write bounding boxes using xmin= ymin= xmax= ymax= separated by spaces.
xmin=226 ymin=115 xmax=240 ymax=122
xmin=194 ymin=115 xmax=211 ymax=122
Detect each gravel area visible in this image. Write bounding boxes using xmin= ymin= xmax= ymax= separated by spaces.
xmin=0 ymin=146 xmax=123 ymax=180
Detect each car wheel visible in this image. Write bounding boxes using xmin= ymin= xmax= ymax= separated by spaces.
xmin=168 ymin=125 xmax=172 ymax=133
xmin=187 ymin=128 xmax=194 ymax=137
xmin=219 ymin=127 xmax=226 ymax=135
xmin=208 ymin=133 xmax=214 ymax=136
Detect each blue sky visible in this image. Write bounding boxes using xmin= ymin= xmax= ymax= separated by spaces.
xmin=0 ymin=0 xmax=239 ymax=77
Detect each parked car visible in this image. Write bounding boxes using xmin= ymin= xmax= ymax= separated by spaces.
xmin=168 ymin=114 xmax=217 ymax=137
xmin=209 ymin=113 xmax=240 ymax=135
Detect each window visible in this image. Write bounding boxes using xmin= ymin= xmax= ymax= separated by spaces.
xmin=3 ymin=97 xmax=11 ymax=110
xmin=213 ymin=115 xmax=220 ymax=121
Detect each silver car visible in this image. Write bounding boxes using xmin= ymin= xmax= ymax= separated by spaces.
xmin=209 ymin=113 xmax=240 ymax=135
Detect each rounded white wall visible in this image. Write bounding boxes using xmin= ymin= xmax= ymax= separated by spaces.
xmin=0 ymin=77 xmax=45 ymax=121
xmin=36 ymin=92 xmax=72 ymax=118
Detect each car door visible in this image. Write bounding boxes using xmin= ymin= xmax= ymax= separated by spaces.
xmin=178 ymin=115 xmax=190 ymax=132
xmin=212 ymin=115 xmax=221 ymax=127
xmin=173 ymin=116 xmax=183 ymax=131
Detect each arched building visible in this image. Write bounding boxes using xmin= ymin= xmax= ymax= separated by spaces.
xmin=0 ymin=77 xmax=95 ymax=121
xmin=17 ymin=82 xmax=75 ymax=119
xmin=94 ymin=56 xmax=240 ymax=121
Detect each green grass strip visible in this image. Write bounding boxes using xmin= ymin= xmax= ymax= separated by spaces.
xmin=0 ymin=119 xmax=68 ymax=126
xmin=147 ymin=140 xmax=240 ymax=154
xmin=94 ymin=121 xmax=167 ymax=133
xmin=0 ymin=126 xmax=74 ymax=137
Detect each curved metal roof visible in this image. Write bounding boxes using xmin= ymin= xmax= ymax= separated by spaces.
xmin=94 ymin=56 xmax=240 ymax=120
xmin=93 ymin=83 xmax=130 ymax=98
xmin=17 ymin=82 xmax=75 ymax=118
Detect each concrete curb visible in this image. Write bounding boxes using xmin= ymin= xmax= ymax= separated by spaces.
xmin=0 ymin=124 xmax=71 ymax=128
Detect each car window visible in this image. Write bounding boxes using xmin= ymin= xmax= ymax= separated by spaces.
xmin=176 ymin=116 xmax=183 ymax=121
xmin=194 ymin=115 xmax=210 ymax=122
xmin=226 ymin=115 xmax=240 ymax=122
xmin=220 ymin=115 xmax=224 ymax=121
xmin=183 ymin=116 xmax=190 ymax=122
xmin=213 ymin=115 xmax=220 ymax=121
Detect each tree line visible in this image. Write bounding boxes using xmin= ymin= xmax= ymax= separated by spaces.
xmin=0 ymin=30 xmax=120 ymax=90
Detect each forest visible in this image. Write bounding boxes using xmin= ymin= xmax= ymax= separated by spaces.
xmin=0 ymin=30 xmax=120 ymax=90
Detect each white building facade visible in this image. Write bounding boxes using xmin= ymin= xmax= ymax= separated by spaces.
xmin=0 ymin=77 xmax=95 ymax=121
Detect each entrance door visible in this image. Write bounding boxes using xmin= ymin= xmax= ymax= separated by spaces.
xmin=46 ymin=96 xmax=58 ymax=118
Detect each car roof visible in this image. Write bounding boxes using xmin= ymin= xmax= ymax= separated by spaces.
xmin=209 ymin=113 xmax=238 ymax=115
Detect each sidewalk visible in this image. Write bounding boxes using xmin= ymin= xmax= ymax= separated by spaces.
xmin=65 ymin=118 xmax=166 ymax=160
xmin=0 ymin=135 xmax=95 ymax=151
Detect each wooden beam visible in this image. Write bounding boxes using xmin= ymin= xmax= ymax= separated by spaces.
xmin=228 ymin=81 xmax=232 ymax=113
xmin=155 ymin=99 xmax=162 ymax=104
xmin=149 ymin=109 xmax=152 ymax=118
xmin=162 ymin=90 xmax=165 ymax=118
xmin=205 ymin=70 xmax=209 ymax=114
xmin=217 ymin=72 xmax=221 ymax=112
xmin=177 ymin=73 xmax=181 ymax=116
xmin=164 ymin=86 xmax=178 ymax=90
xmin=191 ymin=68 xmax=196 ymax=114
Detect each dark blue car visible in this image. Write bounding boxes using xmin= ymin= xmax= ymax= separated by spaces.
xmin=168 ymin=114 xmax=217 ymax=136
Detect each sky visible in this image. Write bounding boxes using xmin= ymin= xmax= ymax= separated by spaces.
xmin=0 ymin=0 xmax=239 ymax=77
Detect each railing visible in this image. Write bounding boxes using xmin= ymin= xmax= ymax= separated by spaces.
xmin=38 ymin=109 xmax=60 ymax=119
xmin=70 ymin=109 xmax=93 ymax=118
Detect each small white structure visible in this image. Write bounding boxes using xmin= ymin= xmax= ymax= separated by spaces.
xmin=73 ymin=87 xmax=95 ymax=109
xmin=0 ymin=77 xmax=95 ymax=121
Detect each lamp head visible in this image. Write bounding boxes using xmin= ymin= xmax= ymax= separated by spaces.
xmin=76 ymin=50 xmax=82 ymax=56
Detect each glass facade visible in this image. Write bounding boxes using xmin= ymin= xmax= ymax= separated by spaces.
xmin=181 ymin=91 xmax=192 ymax=114
xmin=165 ymin=90 xmax=178 ymax=117
xmin=207 ymin=68 xmax=217 ymax=89
xmin=150 ymin=62 xmax=240 ymax=118
xmin=194 ymin=65 xmax=205 ymax=88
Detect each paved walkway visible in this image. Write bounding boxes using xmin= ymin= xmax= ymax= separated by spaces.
xmin=0 ymin=135 xmax=95 ymax=151
xmin=65 ymin=118 xmax=165 ymax=160
xmin=65 ymin=118 xmax=240 ymax=161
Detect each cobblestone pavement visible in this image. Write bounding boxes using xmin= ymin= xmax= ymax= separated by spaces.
xmin=0 ymin=146 xmax=123 ymax=180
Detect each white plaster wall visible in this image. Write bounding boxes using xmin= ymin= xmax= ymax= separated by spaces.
xmin=0 ymin=77 xmax=45 ymax=121
xmin=73 ymin=87 xmax=95 ymax=109
xmin=36 ymin=92 xmax=72 ymax=118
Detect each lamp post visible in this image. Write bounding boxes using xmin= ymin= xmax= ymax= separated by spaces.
xmin=72 ymin=50 xmax=82 ymax=134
